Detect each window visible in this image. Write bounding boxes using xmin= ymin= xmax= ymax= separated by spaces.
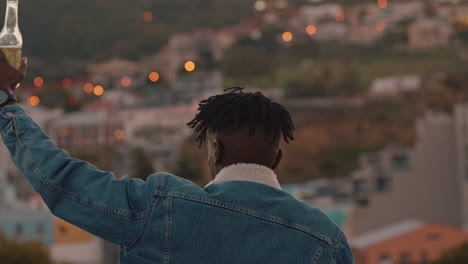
xmin=426 ymin=232 xmax=441 ymax=241
xmin=379 ymin=255 xmax=393 ymax=264
xmin=420 ymin=251 xmax=429 ymax=264
xmin=376 ymin=177 xmax=391 ymax=192
xmin=392 ymin=154 xmax=409 ymax=170
xmin=400 ymin=252 xmax=410 ymax=264
xmin=37 ymin=223 xmax=44 ymax=235
xmin=15 ymin=224 xmax=23 ymax=237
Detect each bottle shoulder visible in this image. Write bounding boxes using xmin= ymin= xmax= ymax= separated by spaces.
xmin=0 ymin=31 xmax=22 ymax=46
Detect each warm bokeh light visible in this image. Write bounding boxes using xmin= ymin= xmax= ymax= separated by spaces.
xmin=335 ymin=12 xmax=345 ymax=22
xmin=27 ymin=96 xmax=40 ymax=106
xmin=458 ymin=23 xmax=467 ymax=32
xmin=114 ymin=129 xmax=126 ymax=140
xmin=62 ymin=78 xmax=72 ymax=89
xmin=93 ymin=85 xmax=104 ymax=96
xmin=184 ymin=61 xmax=196 ymax=72
xmin=149 ymin=72 xmax=160 ymax=82
xmin=376 ymin=21 xmax=386 ymax=31
xmin=143 ymin=12 xmax=153 ymax=22
xmin=121 ymin=77 xmax=132 ymax=87
xmin=67 ymin=96 xmax=79 ymax=105
xmin=33 ymin=77 xmax=44 ymax=88
xmin=282 ymin=31 xmax=293 ymax=42
xmin=83 ymin=83 xmax=94 ymax=94
xmin=254 ymin=0 xmax=267 ymax=12
xmin=377 ymin=0 xmax=388 ymax=8
xmin=306 ymin=25 xmax=317 ymax=35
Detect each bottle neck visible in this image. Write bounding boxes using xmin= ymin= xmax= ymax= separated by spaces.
xmin=4 ymin=0 xmax=19 ymax=32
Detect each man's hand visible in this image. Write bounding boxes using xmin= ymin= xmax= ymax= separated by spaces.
xmin=0 ymin=49 xmax=27 ymax=94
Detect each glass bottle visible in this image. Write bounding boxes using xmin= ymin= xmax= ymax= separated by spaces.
xmin=0 ymin=0 xmax=22 ymax=69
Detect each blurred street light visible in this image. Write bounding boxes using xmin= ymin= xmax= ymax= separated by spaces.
xmin=306 ymin=25 xmax=317 ymax=35
xmin=27 ymin=96 xmax=40 ymax=106
xmin=83 ymin=83 xmax=94 ymax=93
xmin=143 ymin=12 xmax=153 ymax=22
xmin=93 ymin=85 xmax=104 ymax=96
xmin=376 ymin=21 xmax=386 ymax=31
xmin=282 ymin=31 xmax=293 ymax=42
xmin=184 ymin=61 xmax=196 ymax=72
xmin=149 ymin=72 xmax=160 ymax=82
xmin=121 ymin=77 xmax=132 ymax=87
xmin=335 ymin=12 xmax=345 ymax=22
xmin=378 ymin=0 xmax=388 ymax=8
xmin=33 ymin=77 xmax=44 ymax=88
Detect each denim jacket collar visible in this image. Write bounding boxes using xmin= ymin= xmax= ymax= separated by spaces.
xmin=205 ymin=163 xmax=282 ymax=190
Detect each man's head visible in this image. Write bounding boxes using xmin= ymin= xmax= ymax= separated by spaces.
xmin=187 ymin=87 xmax=295 ymax=178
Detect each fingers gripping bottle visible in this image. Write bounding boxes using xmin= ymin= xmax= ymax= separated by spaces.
xmin=0 ymin=0 xmax=22 ymax=69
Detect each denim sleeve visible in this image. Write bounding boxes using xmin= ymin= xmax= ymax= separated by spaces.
xmin=0 ymin=105 xmax=157 ymax=247
xmin=334 ymin=232 xmax=355 ymax=264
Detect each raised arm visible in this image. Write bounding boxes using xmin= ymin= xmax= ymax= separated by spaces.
xmin=0 ymin=51 xmax=157 ymax=247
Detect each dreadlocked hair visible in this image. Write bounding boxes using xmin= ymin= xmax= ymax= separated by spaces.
xmin=187 ymin=87 xmax=295 ymax=147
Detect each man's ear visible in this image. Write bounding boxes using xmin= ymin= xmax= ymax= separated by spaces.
xmin=214 ymin=140 xmax=224 ymax=165
xmin=271 ymin=148 xmax=283 ymax=170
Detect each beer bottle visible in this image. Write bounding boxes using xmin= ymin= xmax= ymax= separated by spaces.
xmin=0 ymin=0 xmax=22 ymax=69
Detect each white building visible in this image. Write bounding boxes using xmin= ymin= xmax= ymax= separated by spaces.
xmin=347 ymin=103 xmax=468 ymax=237
xmin=369 ymin=75 xmax=421 ymax=97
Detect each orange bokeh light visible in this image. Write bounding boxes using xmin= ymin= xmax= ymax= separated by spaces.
xmin=114 ymin=129 xmax=126 ymax=140
xmin=282 ymin=31 xmax=293 ymax=42
xmin=306 ymin=25 xmax=317 ymax=35
xmin=377 ymin=0 xmax=388 ymax=8
xmin=62 ymin=78 xmax=72 ymax=89
xmin=93 ymin=85 xmax=104 ymax=96
xmin=143 ymin=12 xmax=153 ymax=22
xmin=33 ymin=77 xmax=44 ymax=88
xmin=149 ymin=72 xmax=160 ymax=82
xmin=83 ymin=83 xmax=94 ymax=93
xmin=184 ymin=61 xmax=196 ymax=72
xmin=27 ymin=96 xmax=40 ymax=106
xmin=335 ymin=12 xmax=345 ymax=22
xmin=67 ymin=96 xmax=79 ymax=105
xmin=121 ymin=77 xmax=132 ymax=87
xmin=376 ymin=21 xmax=386 ymax=31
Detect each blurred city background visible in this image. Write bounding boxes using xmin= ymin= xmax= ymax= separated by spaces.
xmin=1 ymin=0 xmax=468 ymax=263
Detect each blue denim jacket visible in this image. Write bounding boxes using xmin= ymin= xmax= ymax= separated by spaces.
xmin=0 ymin=105 xmax=354 ymax=264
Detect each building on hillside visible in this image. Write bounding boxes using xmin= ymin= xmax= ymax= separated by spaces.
xmin=369 ymin=75 xmax=421 ymax=97
xmin=347 ymin=104 xmax=468 ymax=237
xmin=88 ymin=59 xmax=140 ymax=88
xmin=120 ymin=103 xmax=197 ymax=171
xmin=171 ymin=71 xmax=223 ymax=103
xmin=47 ymin=111 xmax=126 ymax=151
xmin=281 ymin=179 xmax=353 ymax=231
xmin=351 ymin=221 xmax=468 ymax=264
xmin=0 ymin=169 xmax=54 ymax=246
xmin=51 ymin=218 xmax=118 ymax=264
xmin=299 ymin=4 xmax=343 ymax=24
xmin=408 ymin=18 xmax=453 ymax=50
xmin=455 ymin=104 xmax=468 ymax=230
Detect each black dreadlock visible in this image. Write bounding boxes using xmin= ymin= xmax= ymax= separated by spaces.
xmin=187 ymin=87 xmax=295 ymax=147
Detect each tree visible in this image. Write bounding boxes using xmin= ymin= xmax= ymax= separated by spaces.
xmin=0 ymin=233 xmax=52 ymax=264
xmin=130 ymin=147 xmax=154 ymax=181
xmin=433 ymin=243 xmax=468 ymax=264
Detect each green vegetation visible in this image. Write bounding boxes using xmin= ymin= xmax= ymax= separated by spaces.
xmin=433 ymin=243 xmax=468 ymax=264
xmin=0 ymin=233 xmax=52 ymax=264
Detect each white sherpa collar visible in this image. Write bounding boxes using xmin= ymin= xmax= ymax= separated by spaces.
xmin=205 ymin=163 xmax=282 ymax=190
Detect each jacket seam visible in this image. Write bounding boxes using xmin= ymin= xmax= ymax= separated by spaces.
xmin=332 ymin=231 xmax=345 ymax=264
xmin=158 ymin=190 xmax=337 ymax=247
xmin=13 ymin=115 xmax=148 ymax=220
xmin=309 ymin=241 xmax=326 ymax=264
xmin=163 ymin=197 xmax=173 ymax=264
xmin=124 ymin=194 xmax=160 ymax=250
